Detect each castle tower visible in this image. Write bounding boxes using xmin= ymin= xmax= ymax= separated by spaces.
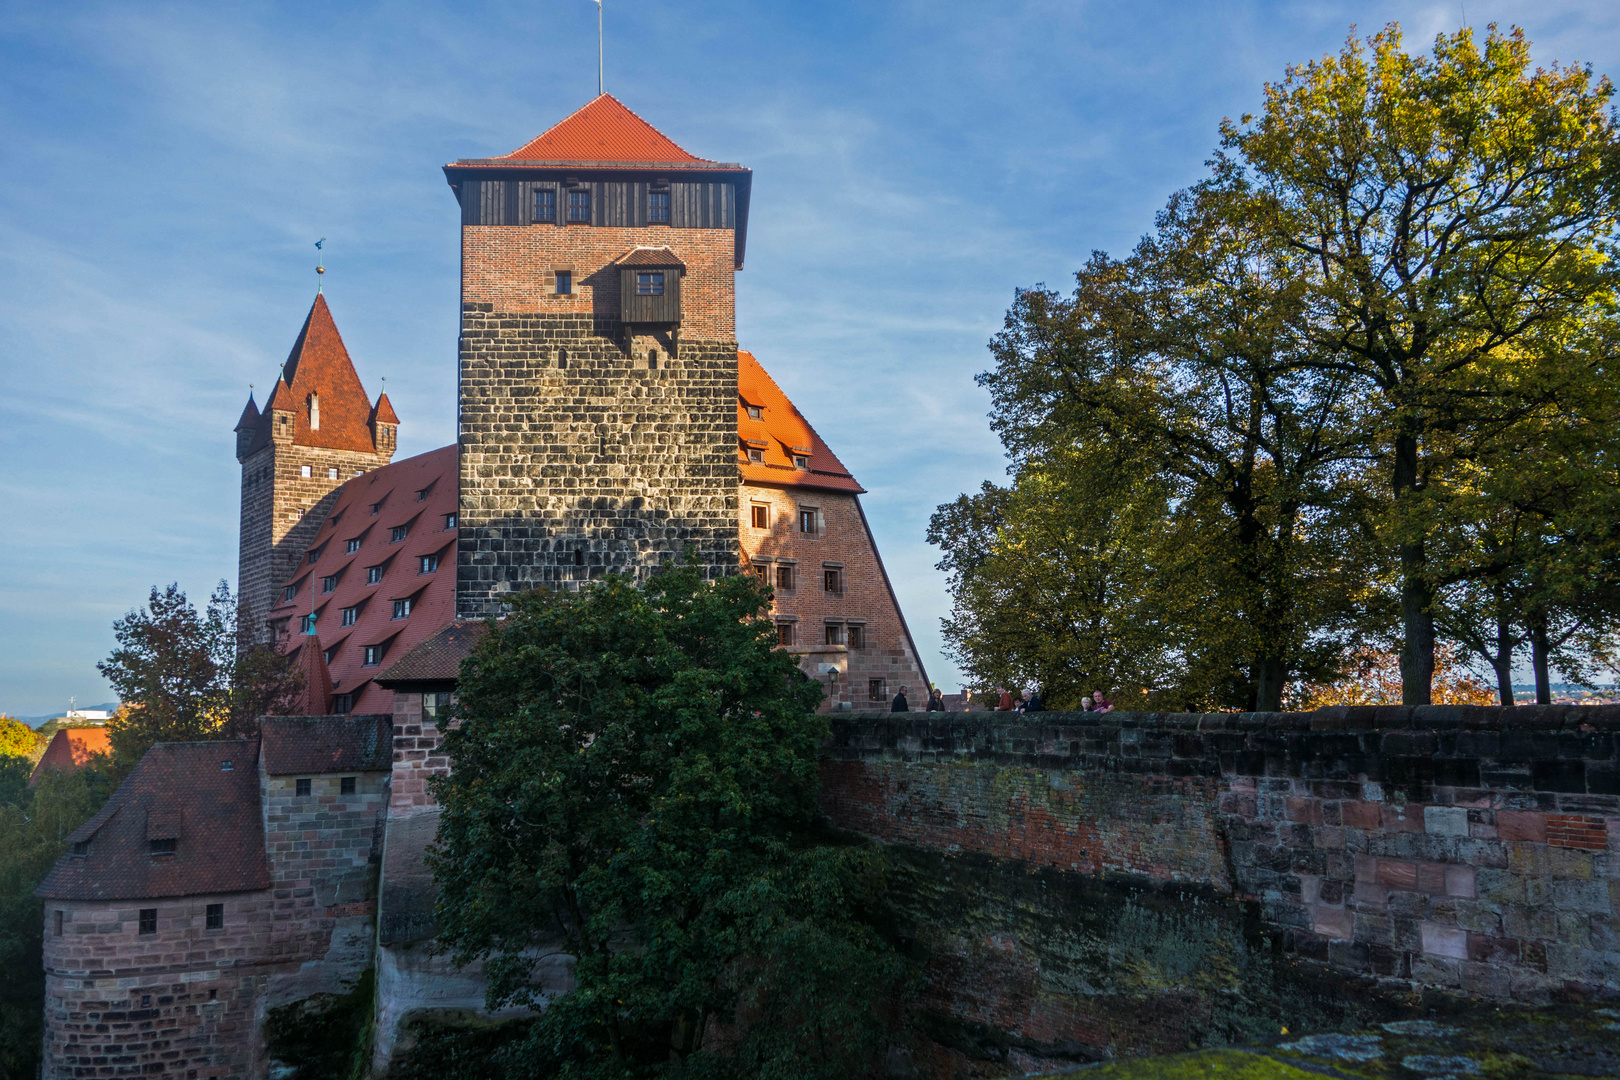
xmin=237 ymin=295 xmax=398 ymax=632
xmin=444 ymin=95 xmax=751 ymax=617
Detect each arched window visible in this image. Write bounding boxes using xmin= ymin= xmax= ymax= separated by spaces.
xmin=308 ymin=393 xmax=320 ymax=430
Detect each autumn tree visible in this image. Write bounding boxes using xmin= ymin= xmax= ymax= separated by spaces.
xmin=99 ymin=582 xmax=302 ymax=765
xmin=429 ymin=566 xmax=907 ymax=1079
xmin=1223 ymin=24 xmax=1620 ymax=702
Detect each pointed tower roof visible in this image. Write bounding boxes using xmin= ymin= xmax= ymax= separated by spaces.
xmin=277 ymin=294 xmax=380 ymax=453
xmin=264 ymin=376 xmax=293 ymax=411
xmin=370 ymin=392 xmax=400 ymax=426
xmin=292 ymin=633 xmax=334 ymax=716
xmin=501 ymin=94 xmax=711 ymax=165
xmin=234 ymin=393 xmax=260 ymax=433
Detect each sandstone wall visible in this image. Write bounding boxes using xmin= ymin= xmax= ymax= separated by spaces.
xmin=820 ymin=707 xmax=1620 ymax=1073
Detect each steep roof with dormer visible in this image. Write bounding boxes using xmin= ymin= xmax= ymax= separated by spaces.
xmin=240 ymin=295 xmax=386 ymax=457
xmin=738 ymin=350 xmax=863 ymax=494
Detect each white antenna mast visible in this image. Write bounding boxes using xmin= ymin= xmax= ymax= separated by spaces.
xmin=592 ymin=0 xmax=603 ymax=95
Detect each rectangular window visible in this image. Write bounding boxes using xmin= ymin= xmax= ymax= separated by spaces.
xmin=206 ymin=904 xmax=223 ymax=930
xmin=283 ymin=584 xmax=298 ymax=602
xmin=321 ymin=575 xmax=337 ymax=593
xmin=847 ymin=625 xmax=864 ymax=650
xmin=301 ymin=465 xmax=312 ymax=478
xmin=444 ymin=513 xmax=458 ymax=530
xmin=567 ymin=189 xmax=591 ymax=222
xmin=534 ymin=187 xmax=556 ymax=222
xmin=70 ymin=841 xmax=88 ymax=857
xmin=149 ymin=838 xmax=176 ymax=856
xmin=648 ymin=190 xmax=670 ymax=223
xmin=777 ymin=622 xmax=794 ymax=647
xmin=869 ymin=679 xmax=885 ymax=702
xmin=54 ymin=910 xmax=63 ymax=936
xmin=422 ymin=691 xmax=452 ymax=718
xmin=751 ymin=562 xmax=770 ymax=582
xmin=556 ymin=270 xmax=571 ymax=295
xmin=391 ymin=525 xmax=408 ymax=542
xmin=367 ymin=566 xmax=383 ymax=584
xmin=300 ymin=613 xmax=317 ymax=634
xmin=332 ymin=693 xmax=353 ymax=715
xmin=327 ymin=467 xmax=339 ymax=480
xmin=794 ymin=455 xmax=808 ymax=469
xmin=775 ymin=564 xmax=795 ymax=591
xmin=392 ymin=598 xmax=412 ymax=619
xmin=307 ymin=549 xmax=321 ymax=564
xmin=139 ymin=909 xmax=157 ymax=935
xmin=341 ymin=606 xmax=357 ymax=626
xmin=746 ymin=405 xmax=762 ymax=420
xmin=370 ymin=501 xmax=382 ymax=515
xmin=296 ymin=778 xmax=311 ymax=796
xmin=415 ymin=488 xmax=428 ymax=502
xmin=363 ymin=645 xmax=383 ymax=666
xmin=636 ymin=272 xmax=665 ymax=295
xmin=420 ymin=554 xmax=439 ymax=573
xmin=825 ymin=624 xmax=844 ymax=646
xmin=799 ymin=509 xmax=817 ymax=534
xmin=747 ymin=448 xmax=764 ymax=464
xmin=340 ymin=776 xmax=356 ymax=795
xmin=346 ymin=538 xmax=361 ymax=554
xmin=750 ymin=505 xmax=768 ymax=529
xmin=824 ymin=568 xmax=843 ymax=594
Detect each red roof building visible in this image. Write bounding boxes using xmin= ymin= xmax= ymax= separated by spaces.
xmin=29 ymin=727 xmax=111 ymax=786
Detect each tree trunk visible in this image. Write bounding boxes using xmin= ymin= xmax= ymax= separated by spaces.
xmin=1393 ymin=432 xmax=1434 ymax=705
xmin=1254 ymin=653 xmax=1285 ymax=712
xmin=1530 ymin=617 xmax=1551 ymax=705
xmin=1493 ymin=608 xmax=1515 ymax=706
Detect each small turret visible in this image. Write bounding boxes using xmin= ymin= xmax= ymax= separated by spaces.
xmin=234 ymin=393 xmax=261 ymax=463
xmin=265 ymin=377 xmax=295 ymax=446
xmin=370 ymin=393 xmax=400 ymax=460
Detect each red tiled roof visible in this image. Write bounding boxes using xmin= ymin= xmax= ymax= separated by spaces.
xmin=375 ymin=620 xmax=488 ymax=687
xmin=29 ymin=727 xmax=111 ymax=786
xmin=291 ymin=633 xmax=334 ymax=715
xmin=260 ymin=715 xmax=393 ymax=776
xmin=737 ymin=350 xmax=864 ymax=493
xmin=36 ymin=741 xmax=270 ymax=901
xmin=244 ymin=296 xmax=382 ymax=457
xmin=269 ymin=444 xmax=459 ymax=715
xmin=371 ymin=392 xmax=400 ymax=426
xmin=500 ymin=94 xmax=711 ymax=165
xmin=616 ymin=246 xmax=687 ymax=269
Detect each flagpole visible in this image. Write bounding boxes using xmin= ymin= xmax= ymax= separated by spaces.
xmin=595 ymin=0 xmax=603 ymax=95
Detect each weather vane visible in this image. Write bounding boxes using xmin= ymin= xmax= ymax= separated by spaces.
xmin=315 ymin=237 xmax=327 ymax=294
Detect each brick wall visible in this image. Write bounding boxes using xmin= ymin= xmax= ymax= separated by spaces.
xmin=739 ymin=484 xmax=927 ymax=710
xmin=238 ymin=439 xmax=393 ymax=634
xmin=820 ymin=708 xmax=1620 ymax=1071
xmin=40 ymin=892 xmax=277 ymax=1079
xmin=455 ymin=221 xmax=742 ymax=618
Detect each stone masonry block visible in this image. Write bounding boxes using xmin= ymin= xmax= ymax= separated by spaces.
xmin=1425 ymin=805 xmax=1469 ymax=836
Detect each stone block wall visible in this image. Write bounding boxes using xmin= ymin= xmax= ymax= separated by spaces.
xmin=740 ymin=484 xmax=927 ymax=710
xmin=819 ymin=708 xmax=1620 ymax=1071
xmin=39 ymin=891 xmax=278 ymax=1079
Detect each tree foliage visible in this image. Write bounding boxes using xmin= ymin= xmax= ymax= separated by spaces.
xmin=99 ymin=581 xmax=302 ymax=765
xmin=0 ymin=718 xmax=44 ymax=762
xmin=429 ymin=565 xmax=908 ymax=1080
xmin=935 ymin=24 xmax=1620 ymax=707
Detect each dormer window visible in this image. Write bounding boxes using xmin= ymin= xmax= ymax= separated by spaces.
xmin=392 ymin=598 xmax=412 ymax=619
xmin=283 ymin=584 xmax=298 ymax=602
xmin=746 ymin=406 xmax=762 ymax=420
xmin=307 ymin=548 xmax=322 ymax=564
xmin=150 ymin=838 xmax=176 ymax=857
xmin=370 ymin=501 xmax=383 ymax=515
xmin=747 ymin=449 xmax=764 ymax=464
xmin=794 ymin=456 xmax=808 ymax=469
xmin=346 ymin=538 xmax=361 ymax=554
xmin=648 ymin=190 xmax=670 ymax=223
xmin=366 ymin=565 xmax=384 ymax=585
xmin=341 ymin=606 xmax=357 ymax=626
xmin=391 ymin=525 xmax=409 ymax=543
xmin=322 ymin=575 xmax=337 ymax=593
xmin=567 ymin=189 xmax=591 ymax=223
xmin=444 ymin=513 xmax=458 ymax=530
xmin=308 ymin=394 xmax=320 ymax=431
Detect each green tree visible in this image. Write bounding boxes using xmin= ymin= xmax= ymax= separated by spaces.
xmin=935 ymin=185 xmax=1368 ymax=710
xmin=0 ymin=765 xmax=117 ymax=1080
xmin=429 ymin=565 xmax=908 ymax=1080
xmin=99 ymin=581 xmax=302 ymax=765
xmin=1223 ymin=23 xmax=1620 ymax=702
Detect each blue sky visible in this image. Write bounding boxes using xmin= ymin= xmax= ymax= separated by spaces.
xmin=1 ymin=1 xmax=1616 ymax=716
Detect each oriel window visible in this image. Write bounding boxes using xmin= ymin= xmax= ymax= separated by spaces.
xmin=567 ymin=189 xmax=591 ymax=222
xmin=648 ymin=190 xmax=670 ymax=223
xmin=636 ymin=272 xmax=665 ymax=295
xmin=534 ymin=187 xmax=556 ymax=223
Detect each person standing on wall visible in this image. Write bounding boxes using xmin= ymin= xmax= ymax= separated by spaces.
xmin=892 ymin=685 xmax=910 ymax=712
xmin=927 ymin=687 xmax=946 ymax=711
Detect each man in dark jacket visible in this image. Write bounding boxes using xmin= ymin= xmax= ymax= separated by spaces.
xmin=891 ymin=686 xmax=910 ymax=712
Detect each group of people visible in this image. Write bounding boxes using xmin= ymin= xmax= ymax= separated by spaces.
xmin=885 ymin=684 xmax=1115 ymax=713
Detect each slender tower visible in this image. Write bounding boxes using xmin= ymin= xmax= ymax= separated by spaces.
xmin=236 ymin=295 xmax=398 ymax=633
xmin=444 ymin=95 xmax=751 ymax=617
